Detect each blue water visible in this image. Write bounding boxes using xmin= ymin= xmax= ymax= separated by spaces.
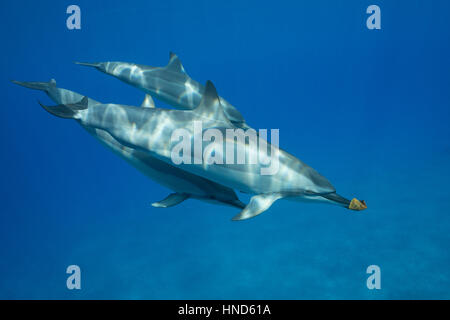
xmin=1 ymin=0 xmax=449 ymax=299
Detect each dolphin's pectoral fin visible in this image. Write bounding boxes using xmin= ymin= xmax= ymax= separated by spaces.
xmin=165 ymin=52 xmax=187 ymax=74
xmin=141 ymin=94 xmax=155 ymax=108
xmin=151 ymin=193 xmax=190 ymax=208
xmin=232 ymin=193 xmax=283 ymax=221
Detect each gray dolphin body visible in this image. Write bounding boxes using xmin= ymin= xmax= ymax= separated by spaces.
xmin=12 ymin=80 xmax=245 ymax=209
xmin=34 ymin=80 xmax=366 ymax=220
xmin=75 ymin=53 xmax=249 ymax=129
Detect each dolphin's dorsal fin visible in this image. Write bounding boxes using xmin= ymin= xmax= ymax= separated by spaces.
xmin=165 ymin=52 xmax=186 ymax=74
xmin=141 ymin=94 xmax=155 ymax=108
xmin=193 ymin=81 xmax=232 ymax=125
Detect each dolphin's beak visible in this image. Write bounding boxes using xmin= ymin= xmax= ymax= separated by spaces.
xmin=74 ymin=61 xmax=101 ymax=68
xmin=348 ymin=198 xmax=367 ymax=211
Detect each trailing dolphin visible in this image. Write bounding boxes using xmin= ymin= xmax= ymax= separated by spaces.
xmin=34 ymin=80 xmax=367 ymax=220
xmin=75 ymin=52 xmax=250 ymax=129
xmin=12 ymin=79 xmax=245 ymax=209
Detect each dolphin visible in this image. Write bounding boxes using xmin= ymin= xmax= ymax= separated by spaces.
xmin=74 ymin=52 xmax=250 ymax=129
xmin=12 ymin=79 xmax=245 ymax=209
xmin=35 ymin=80 xmax=367 ymax=220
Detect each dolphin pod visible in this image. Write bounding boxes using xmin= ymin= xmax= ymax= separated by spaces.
xmin=13 ymin=52 xmax=367 ymax=220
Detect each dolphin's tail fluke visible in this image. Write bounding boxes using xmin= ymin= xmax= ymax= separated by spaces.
xmin=322 ymin=192 xmax=367 ymax=211
xmin=11 ymin=79 xmax=56 ymax=92
xmin=38 ymin=97 xmax=88 ymax=119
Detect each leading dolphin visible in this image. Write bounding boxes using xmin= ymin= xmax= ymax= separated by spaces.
xmin=75 ymin=53 xmax=249 ymax=129
xmin=36 ymin=80 xmax=367 ymax=220
xmin=12 ymin=79 xmax=245 ymax=209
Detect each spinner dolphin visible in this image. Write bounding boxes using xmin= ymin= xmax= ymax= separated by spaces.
xmin=32 ymin=80 xmax=367 ymax=220
xmin=75 ymin=53 xmax=249 ymax=129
